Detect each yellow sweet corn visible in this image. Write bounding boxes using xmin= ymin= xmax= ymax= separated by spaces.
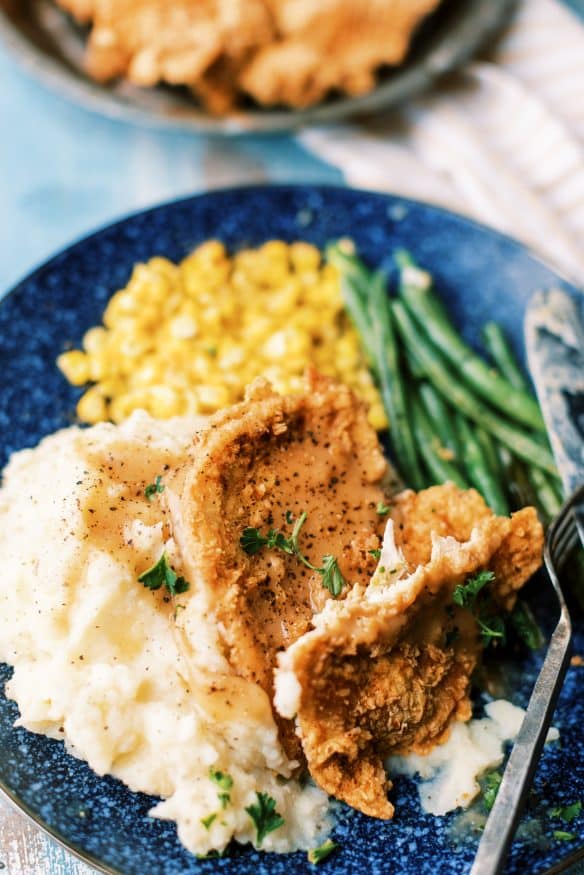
xmin=57 ymin=239 xmax=386 ymax=429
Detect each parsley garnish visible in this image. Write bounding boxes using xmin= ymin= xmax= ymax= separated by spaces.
xmin=209 ymin=768 xmax=233 ymax=809
xmin=553 ymin=830 xmax=576 ymax=842
xmin=200 ymin=813 xmax=217 ymax=830
xmin=138 ymin=552 xmax=190 ymax=596
xmin=453 ymin=570 xmax=495 ymax=608
xmin=144 ymin=475 xmax=165 ymax=501
xmin=240 ymin=511 xmax=346 ymax=598
xmin=376 ymin=502 xmax=391 ymax=516
xmin=308 ymin=839 xmax=339 ymax=864
xmin=481 ymin=770 xmax=502 ymax=811
xmin=245 ymin=792 xmax=285 ymax=846
xmin=369 ymin=548 xmax=382 ymax=560
xmin=453 ymin=570 xmax=504 ymax=646
xmin=320 ymin=554 xmax=345 ymax=597
xmin=550 ymin=801 xmax=582 ymax=823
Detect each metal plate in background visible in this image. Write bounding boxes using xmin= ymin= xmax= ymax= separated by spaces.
xmin=0 ymin=0 xmax=518 ymax=133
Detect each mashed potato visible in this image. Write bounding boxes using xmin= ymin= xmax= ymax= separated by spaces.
xmin=0 ymin=412 xmax=331 ymax=857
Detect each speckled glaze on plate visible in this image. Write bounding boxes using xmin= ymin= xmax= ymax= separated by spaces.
xmin=0 ymin=0 xmax=518 ymax=132
xmin=0 ymin=186 xmax=583 ymax=875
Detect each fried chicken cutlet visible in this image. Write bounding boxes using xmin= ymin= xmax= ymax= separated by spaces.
xmin=165 ymin=372 xmax=393 ymax=759
xmin=275 ymin=486 xmax=543 ymax=817
xmin=54 ymin=0 xmax=441 ymax=112
xmin=164 ymin=374 xmax=543 ymax=816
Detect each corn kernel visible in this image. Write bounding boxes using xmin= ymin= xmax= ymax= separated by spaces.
xmin=82 ymin=327 xmax=108 ymax=355
xmin=289 ymin=242 xmax=321 ymax=272
xmin=77 ymin=387 xmax=108 ymax=424
xmin=368 ymin=402 xmax=388 ymax=431
xmin=197 ymin=384 xmax=230 ymax=411
xmin=57 ymin=350 xmax=90 ymax=386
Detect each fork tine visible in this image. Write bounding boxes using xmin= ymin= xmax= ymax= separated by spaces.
xmin=470 ymin=488 xmax=580 ymax=875
xmin=575 ymin=504 xmax=584 ymax=550
xmin=552 ymin=523 xmax=578 ymax=568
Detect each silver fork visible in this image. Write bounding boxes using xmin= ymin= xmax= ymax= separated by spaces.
xmin=470 ymin=484 xmax=584 ymax=875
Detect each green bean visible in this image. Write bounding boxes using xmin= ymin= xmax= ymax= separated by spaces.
xmin=497 ymin=445 xmax=539 ymax=512
xmin=405 ymin=344 xmax=426 ymax=380
xmin=368 ymin=271 xmax=425 ymax=490
xmin=456 ymin=413 xmax=510 ymax=516
xmin=418 ymin=381 xmax=460 ymax=460
xmin=326 ymin=243 xmax=371 ymax=303
xmin=396 ymin=254 xmax=546 ymax=432
xmin=527 ymin=467 xmax=562 ymax=522
xmin=327 ymin=248 xmax=376 ymax=367
xmin=411 ymin=398 xmax=468 ymax=489
xmin=482 ymin=322 xmax=530 ymax=392
xmin=393 ymin=301 xmax=557 ymax=474
xmin=476 ymin=427 xmax=503 ymax=485
xmin=482 ymin=321 xmax=564 ymax=509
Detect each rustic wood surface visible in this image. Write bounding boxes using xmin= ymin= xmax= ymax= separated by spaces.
xmin=0 ymin=797 xmax=95 ymax=875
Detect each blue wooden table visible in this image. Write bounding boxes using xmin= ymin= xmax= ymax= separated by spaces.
xmin=0 ymin=2 xmax=583 ymax=872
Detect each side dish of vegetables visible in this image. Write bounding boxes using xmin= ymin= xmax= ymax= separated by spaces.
xmin=327 ymin=241 xmax=563 ymax=524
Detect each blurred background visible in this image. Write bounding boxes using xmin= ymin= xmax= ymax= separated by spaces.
xmin=0 ymin=0 xmax=583 ymax=295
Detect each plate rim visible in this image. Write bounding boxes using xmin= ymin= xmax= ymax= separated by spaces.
xmin=0 ymin=183 xmax=581 ymax=875
xmin=0 ymin=0 xmax=519 ymax=134
xmin=2 ymin=184 xmax=581 ymax=306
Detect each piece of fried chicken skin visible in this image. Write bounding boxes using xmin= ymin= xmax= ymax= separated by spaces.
xmin=275 ymin=484 xmax=543 ymax=818
xmin=164 ymin=372 xmax=394 ymax=761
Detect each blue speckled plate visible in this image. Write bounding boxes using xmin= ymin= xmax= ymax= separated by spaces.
xmin=0 ymin=186 xmax=582 ymax=875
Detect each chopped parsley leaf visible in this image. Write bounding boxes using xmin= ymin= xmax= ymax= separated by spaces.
xmin=200 ymin=813 xmax=217 ymax=830
xmin=452 ymin=570 xmax=504 ymax=647
xmin=240 ymin=512 xmax=346 ymax=598
xmin=553 ymin=830 xmax=576 ymax=842
xmin=320 ymin=555 xmax=345 ymax=597
xmin=369 ymin=548 xmax=382 ymax=560
xmin=209 ymin=768 xmax=233 ymax=809
xmin=138 ymin=552 xmax=190 ymax=596
xmin=477 ymin=614 xmax=506 ymax=646
xmin=245 ymin=792 xmax=285 ymax=846
xmin=550 ymin=801 xmax=582 ymax=823
xmin=285 ymin=510 xmax=294 ymax=525
xmin=453 ymin=570 xmax=495 ymax=608
xmin=481 ymin=770 xmax=502 ymax=811
xmin=144 ymin=475 xmax=165 ymax=501
xmin=376 ymin=502 xmax=391 ymax=516
xmin=308 ymin=839 xmax=339 ymax=864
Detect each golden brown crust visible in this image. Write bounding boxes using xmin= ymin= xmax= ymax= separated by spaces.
xmin=165 ymin=372 xmax=390 ymax=759
xmin=54 ymin=0 xmax=441 ymax=111
xmin=277 ymin=485 xmax=543 ymax=818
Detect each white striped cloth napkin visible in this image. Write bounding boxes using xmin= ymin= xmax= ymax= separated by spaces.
xmin=299 ymin=0 xmax=584 ymax=283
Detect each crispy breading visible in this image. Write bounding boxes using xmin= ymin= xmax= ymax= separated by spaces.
xmin=164 ymin=373 xmax=391 ymax=759
xmin=54 ymin=0 xmax=441 ymax=111
xmin=241 ymin=0 xmax=441 ymax=108
xmin=389 ymin=484 xmax=543 ymax=608
xmin=275 ymin=487 xmax=543 ymax=818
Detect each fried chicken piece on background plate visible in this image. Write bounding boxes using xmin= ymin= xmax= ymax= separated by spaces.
xmin=241 ymin=0 xmax=441 ymax=107
xmin=275 ymin=485 xmax=543 ymax=817
xmin=164 ymin=373 xmax=394 ymax=760
xmin=58 ymin=0 xmax=272 ymax=93
xmin=54 ymin=0 xmax=441 ymax=111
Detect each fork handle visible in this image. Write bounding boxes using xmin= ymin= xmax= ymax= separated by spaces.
xmin=470 ymin=614 xmax=572 ymax=875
